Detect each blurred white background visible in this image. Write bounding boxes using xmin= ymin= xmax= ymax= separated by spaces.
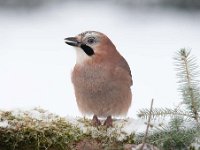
xmin=0 ymin=0 xmax=200 ymax=117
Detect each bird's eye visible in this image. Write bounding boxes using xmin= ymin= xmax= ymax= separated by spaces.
xmin=87 ymin=37 xmax=95 ymax=44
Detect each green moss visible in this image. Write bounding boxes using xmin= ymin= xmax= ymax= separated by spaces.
xmin=0 ymin=108 xmax=135 ymax=150
xmin=0 ymin=118 xmax=82 ymax=149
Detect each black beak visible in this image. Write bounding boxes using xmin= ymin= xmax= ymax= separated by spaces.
xmin=64 ymin=37 xmax=80 ymax=47
xmin=65 ymin=36 xmax=95 ymax=56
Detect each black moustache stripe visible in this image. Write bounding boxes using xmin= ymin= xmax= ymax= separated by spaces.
xmin=80 ymin=44 xmax=95 ymax=56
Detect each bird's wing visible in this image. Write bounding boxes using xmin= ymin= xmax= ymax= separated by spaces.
xmin=117 ymin=56 xmax=133 ymax=86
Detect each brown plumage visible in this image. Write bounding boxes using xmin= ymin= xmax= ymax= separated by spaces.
xmin=65 ymin=31 xmax=132 ymax=127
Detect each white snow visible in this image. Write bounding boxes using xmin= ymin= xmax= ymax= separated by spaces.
xmin=0 ymin=1 xmax=200 ymax=119
xmin=0 ymin=108 xmax=60 ymax=129
xmin=0 ymin=120 xmax=10 ymax=128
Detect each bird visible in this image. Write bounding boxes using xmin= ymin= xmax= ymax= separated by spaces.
xmin=64 ymin=31 xmax=132 ymax=127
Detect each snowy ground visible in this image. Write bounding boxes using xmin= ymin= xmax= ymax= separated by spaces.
xmin=0 ymin=108 xmax=199 ymax=149
xmin=0 ymin=107 xmax=147 ymax=135
xmin=0 ymin=1 xmax=200 ymax=118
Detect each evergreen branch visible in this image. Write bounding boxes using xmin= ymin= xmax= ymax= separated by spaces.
xmin=136 ymin=49 xmax=200 ymax=149
xmin=174 ymin=48 xmax=200 ymax=123
xmin=136 ymin=117 xmax=199 ymax=149
xmin=137 ymin=108 xmax=193 ymax=119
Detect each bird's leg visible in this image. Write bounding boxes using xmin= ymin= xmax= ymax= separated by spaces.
xmin=103 ymin=116 xmax=113 ymax=127
xmin=92 ymin=115 xmax=101 ymax=126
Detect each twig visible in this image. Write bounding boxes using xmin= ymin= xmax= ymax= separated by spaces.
xmin=140 ymin=99 xmax=154 ymax=150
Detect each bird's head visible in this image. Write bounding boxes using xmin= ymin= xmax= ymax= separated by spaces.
xmin=65 ymin=31 xmax=116 ymax=64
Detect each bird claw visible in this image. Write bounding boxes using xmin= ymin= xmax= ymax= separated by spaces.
xmin=103 ymin=116 xmax=113 ymax=128
xmin=92 ymin=115 xmax=101 ymax=127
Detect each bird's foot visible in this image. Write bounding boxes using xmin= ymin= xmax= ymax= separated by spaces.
xmin=92 ymin=115 xmax=101 ymax=127
xmin=103 ymin=116 xmax=113 ymax=128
